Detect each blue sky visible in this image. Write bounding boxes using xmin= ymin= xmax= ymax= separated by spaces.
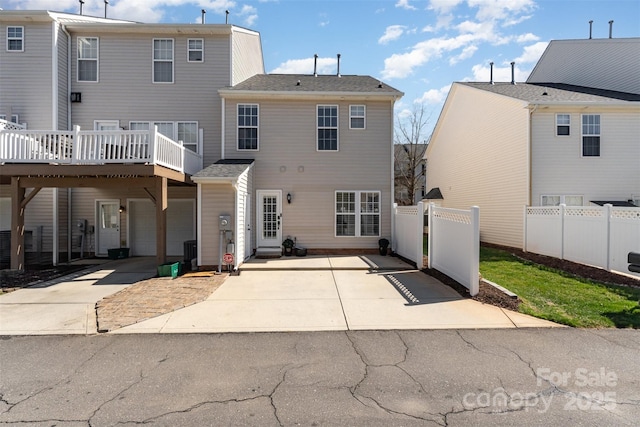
xmin=3 ymin=0 xmax=639 ymax=129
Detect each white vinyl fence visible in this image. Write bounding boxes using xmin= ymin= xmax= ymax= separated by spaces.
xmin=524 ymin=204 xmax=640 ymax=278
xmin=392 ymin=202 xmax=480 ymax=296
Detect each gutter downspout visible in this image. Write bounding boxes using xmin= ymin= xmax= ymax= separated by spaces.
xmin=61 ymin=24 xmax=73 ymax=263
xmin=221 ymin=98 xmax=225 ymax=160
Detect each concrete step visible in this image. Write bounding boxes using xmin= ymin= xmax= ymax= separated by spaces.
xmin=255 ymin=247 xmax=282 ymax=259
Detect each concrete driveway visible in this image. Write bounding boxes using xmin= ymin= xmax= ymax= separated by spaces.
xmin=0 ymin=258 xmax=158 ymax=335
xmin=114 ymin=255 xmax=559 ymax=334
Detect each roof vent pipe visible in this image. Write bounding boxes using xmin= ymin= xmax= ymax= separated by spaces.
xmin=104 ymin=0 xmax=108 ymax=19
xmin=225 ymin=10 xmax=229 ymax=24
xmin=510 ymin=61 xmax=516 ymax=85
xmin=609 ymin=20 xmax=614 ymax=38
xmin=313 ymin=54 xmax=318 ymax=77
xmin=79 ymin=0 xmax=84 ymax=15
xmin=589 ymin=20 xmax=593 ymax=39
xmin=201 ymin=9 xmax=206 ymax=24
xmin=337 ymin=54 xmax=341 ymax=77
xmin=489 ymin=61 xmax=494 ymax=84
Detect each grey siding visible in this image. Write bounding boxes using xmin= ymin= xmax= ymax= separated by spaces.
xmin=200 ymin=184 xmax=235 ymax=266
xmin=531 ymin=109 xmax=640 ymax=205
xmin=223 ymin=99 xmax=394 ymax=249
xmin=69 ymin=31 xmax=231 ymax=164
xmin=425 ymin=84 xmax=530 ymax=248
xmin=231 ymin=29 xmax=264 ymax=85
xmin=0 ymin=21 xmax=54 ymax=128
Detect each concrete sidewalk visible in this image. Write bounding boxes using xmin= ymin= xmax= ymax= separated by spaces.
xmin=114 ymin=255 xmax=561 ymax=334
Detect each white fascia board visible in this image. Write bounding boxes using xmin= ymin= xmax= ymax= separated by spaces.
xmin=64 ymin=23 xmax=233 ymax=35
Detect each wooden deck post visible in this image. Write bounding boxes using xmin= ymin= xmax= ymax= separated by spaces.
xmin=10 ymin=177 xmax=25 ymax=271
xmin=155 ymin=176 xmax=167 ymax=266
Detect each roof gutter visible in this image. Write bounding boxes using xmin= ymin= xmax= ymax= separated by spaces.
xmin=219 ymin=89 xmax=404 ymax=100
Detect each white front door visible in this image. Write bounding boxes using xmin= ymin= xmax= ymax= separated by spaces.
xmin=256 ymin=190 xmax=282 ymax=248
xmin=97 ymin=200 xmax=120 ymax=256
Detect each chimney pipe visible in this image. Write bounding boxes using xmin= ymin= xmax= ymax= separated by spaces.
xmin=225 ymin=10 xmax=229 ymax=24
xmin=337 ymin=53 xmax=341 ymax=77
xmin=489 ymin=61 xmax=494 ymax=85
xmin=589 ymin=20 xmax=593 ymax=39
xmin=201 ymin=9 xmax=206 ymax=24
xmin=609 ymin=20 xmax=614 ymax=38
xmin=79 ymin=0 xmax=84 ymax=15
xmin=510 ymin=61 xmax=516 ymax=85
xmin=313 ymin=54 xmax=318 ymax=77
xmin=104 ymin=0 xmax=108 ymax=19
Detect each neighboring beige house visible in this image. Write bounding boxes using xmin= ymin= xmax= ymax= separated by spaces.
xmin=424 ymin=38 xmax=640 ymax=248
xmin=0 ymin=10 xmax=402 ymax=270
xmin=394 ymin=143 xmax=427 ymax=205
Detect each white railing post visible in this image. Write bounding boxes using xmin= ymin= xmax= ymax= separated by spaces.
xmin=605 ymin=203 xmax=612 ymax=271
xmin=72 ymin=125 xmax=81 ymax=164
xmin=560 ymin=204 xmax=566 ymax=260
xmin=523 ymin=205 xmax=528 ymax=252
xmin=416 ymin=201 xmax=424 ymax=269
xmin=470 ymin=206 xmax=480 ymax=296
xmin=428 ymin=202 xmax=434 ymax=269
xmin=391 ymin=203 xmax=397 ymax=253
xmin=149 ymin=125 xmax=157 ymax=164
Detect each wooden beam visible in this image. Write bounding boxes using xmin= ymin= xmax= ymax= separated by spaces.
xmin=10 ymin=177 xmax=26 ymax=271
xmin=19 ymin=177 xmax=158 ymax=189
xmin=21 ymin=187 xmax=42 ymax=209
xmin=156 ymin=176 xmax=168 ymax=266
xmin=143 ymin=188 xmax=156 ymax=204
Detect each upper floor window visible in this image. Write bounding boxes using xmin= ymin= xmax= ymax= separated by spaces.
xmin=153 ymin=39 xmax=174 ymax=83
xmin=318 ymin=105 xmax=338 ymax=151
xmin=350 ymin=105 xmax=365 ymax=129
xmin=237 ymin=104 xmax=258 ymax=150
xmin=78 ymin=37 xmax=99 ymax=82
xmin=556 ymin=114 xmax=570 ymax=136
xmin=187 ymin=39 xmax=204 ymax=62
xmin=7 ymin=26 xmax=23 ymax=51
xmin=582 ymin=114 xmax=600 ymax=156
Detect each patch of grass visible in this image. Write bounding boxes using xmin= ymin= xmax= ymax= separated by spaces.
xmin=479 ymin=246 xmax=640 ymax=328
xmin=423 ymin=234 xmax=428 ymax=255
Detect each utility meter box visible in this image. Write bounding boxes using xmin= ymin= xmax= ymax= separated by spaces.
xmin=76 ymin=219 xmax=87 ymax=233
xmin=219 ymin=215 xmax=231 ymax=231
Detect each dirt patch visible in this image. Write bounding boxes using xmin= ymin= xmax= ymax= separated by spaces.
xmin=95 ymin=273 xmax=228 ymax=332
xmin=1 ymin=265 xmax=95 ymax=293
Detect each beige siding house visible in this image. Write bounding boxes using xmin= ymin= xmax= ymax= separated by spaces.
xmin=425 ymin=38 xmax=640 ymax=248
xmin=1 ymin=10 xmax=402 ymax=271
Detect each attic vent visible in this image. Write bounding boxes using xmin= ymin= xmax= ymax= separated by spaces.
xmin=296 ymin=80 xmax=301 ymax=86
xmin=378 ymin=81 xmax=383 ymax=88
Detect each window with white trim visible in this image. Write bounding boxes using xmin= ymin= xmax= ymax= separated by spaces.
xmin=7 ymin=26 xmax=23 ymax=51
xmin=78 ymin=37 xmax=98 ymax=82
xmin=318 ymin=105 xmax=338 ymax=151
xmin=582 ymin=114 xmax=600 ymax=156
xmin=187 ymin=39 xmax=204 ymax=62
xmin=153 ymin=39 xmax=173 ymax=83
xmin=541 ymin=195 xmax=584 ymax=206
xmin=129 ymin=121 xmax=200 ymax=153
xmin=336 ymin=191 xmax=380 ymax=237
xmin=350 ymin=105 xmax=365 ymax=129
xmin=556 ymin=114 xmax=570 ymax=136
xmin=0 ymin=114 xmax=19 ymax=123
xmin=237 ymin=104 xmax=258 ymax=150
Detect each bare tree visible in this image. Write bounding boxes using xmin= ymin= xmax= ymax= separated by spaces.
xmin=394 ymin=103 xmax=431 ymax=205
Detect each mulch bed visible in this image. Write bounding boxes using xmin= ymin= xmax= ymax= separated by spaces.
xmin=422 ymin=243 xmax=640 ymax=312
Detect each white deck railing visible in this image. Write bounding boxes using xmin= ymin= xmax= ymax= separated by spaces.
xmin=0 ymin=125 xmax=203 ymax=175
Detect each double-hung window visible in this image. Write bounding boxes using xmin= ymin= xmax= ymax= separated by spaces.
xmin=153 ymin=39 xmax=174 ymax=83
xmin=177 ymin=122 xmax=198 ymax=152
xmin=582 ymin=114 xmax=600 ymax=156
xmin=556 ymin=114 xmax=570 ymax=136
xmin=78 ymin=37 xmax=99 ymax=82
xmin=187 ymin=39 xmax=204 ymax=62
xmin=7 ymin=26 xmax=23 ymax=51
xmin=350 ymin=105 xmax=365 ymax=129
xmin=317 ymin=105 xmax=338 ymax=151
xmin=336 ymin=191 xmax=380 ymax=237
xmin=237 ymin=104 xmax=259 ymax=150
xmin=130 ymin=121 xmax=199 ymax=153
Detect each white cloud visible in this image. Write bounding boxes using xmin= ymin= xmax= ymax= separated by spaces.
xmin=270 ymin=56 xmax=337 ymax=75
xmin=379 ymin=25 xmax=407 ymax=45
xmin=239 ymin=4 xmax=257 ymax=26
xmin=516 ymin=33 xmax=539 ymax=43
xmin=427 ymin=0 xmax=463 ymax=14
xmin=468 ymin=0 xmax=536 ymax=22
xmin=416 ymin=84 xmax=451 ymax=104
xmin=395 ymin=0 xmax=417 ymax=11
xmin=449 ymin=44 xmax=478 ymax=65
xmin=515 ymin=41 xmax=548 ymax=63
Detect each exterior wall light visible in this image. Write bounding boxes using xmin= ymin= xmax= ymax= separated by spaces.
xmin=287 ymin=193 xmax=292 ymax=204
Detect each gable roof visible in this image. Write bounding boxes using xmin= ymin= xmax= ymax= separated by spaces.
xmin=458 ymin=82 xmax=640 ymax=105
xmin=220 ymin=74 xmax=403 ymax=99
xmin=527 ymin=38 xmax=640 ymax=95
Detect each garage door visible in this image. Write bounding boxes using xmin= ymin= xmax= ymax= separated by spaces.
xmin=129 ymin=200 xmax=195 ymax=256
